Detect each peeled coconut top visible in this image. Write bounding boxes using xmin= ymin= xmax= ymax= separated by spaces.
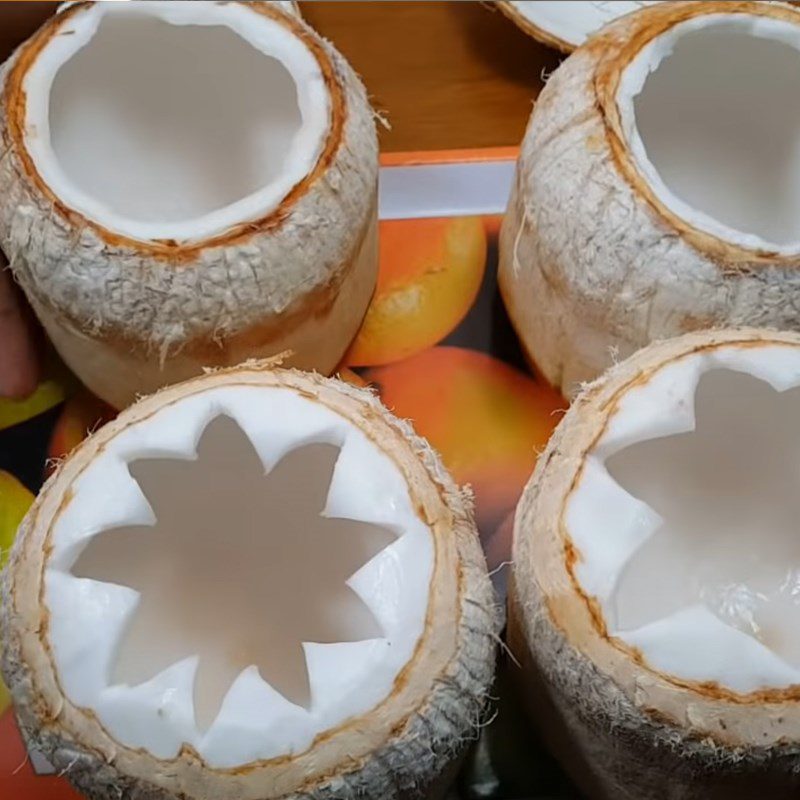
xmin=599 ymin=1 xmax=800 ymax=258
xmin=498 ymin=1 xmax=663 ymax=52
xmin=2 ymin=367 xmax=478 ymax=785
xmin=515 ymin=329 xmax=800 ymax=744
xmin=7 ymin=0 xmax=334 ymax=243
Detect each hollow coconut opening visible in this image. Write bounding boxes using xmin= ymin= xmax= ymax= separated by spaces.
xmin=22 ymin=1 xmax=330 ymax=242
xmin=44 ymin=386 xmax=433 ymax=768
xmin=505 ymin=1 xmax=662 ymax=49
xmin=567 ymin=343 xmax=800 ymax=693
xmin=617 ymin=12 xmax=800 ymax=253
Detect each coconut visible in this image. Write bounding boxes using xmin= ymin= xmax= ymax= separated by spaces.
xmin=0 ymin=362 xmax=499 ymax=800
xmin=509 ymin=327 xmax=800 ymax=800
xmin=499 ymin=1 xmax=800 ymax=398
xmin=0 ymin=1 xmax=378 ymax=409
xmin=495 ymin=1 xmax=664 ymax=52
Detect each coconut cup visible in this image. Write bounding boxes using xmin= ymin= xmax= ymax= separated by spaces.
xmin=510 ymin=328 xmax=800 ymax=800
xmin=1 ymin=363 xmax=499 ymax=800
xmin=0 ymin=1 xmax=378 ymax=409
xmin=500 ymin=1 xmax=800 ymax=397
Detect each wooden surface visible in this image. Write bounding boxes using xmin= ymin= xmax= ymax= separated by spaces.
xmin=302 ymin=2 xmax=560 ymax=151
xmin=300 ymin=2 xmax=559 ymax=151
xmin=0 ymin=2 xmax=560 ymax=153
xmin=0 ymin=3 xmax=59 ymax=65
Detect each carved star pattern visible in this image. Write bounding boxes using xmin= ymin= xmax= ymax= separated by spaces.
xmin=607 ymin=370 xmax=800 ymax=666
xmin=72 ymin=415 xmax=397 ymax=730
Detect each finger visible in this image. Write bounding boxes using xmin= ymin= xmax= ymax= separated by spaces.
xmin=0 ymin=265 xmax=39 ymax=399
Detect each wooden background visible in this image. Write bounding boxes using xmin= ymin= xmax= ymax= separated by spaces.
xmin=302 ymin=2 xmax=560 ymax=151
xmin=0 ymin=2 xmax=561 ymax=152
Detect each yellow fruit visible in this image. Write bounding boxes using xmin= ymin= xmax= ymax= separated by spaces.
xmin=0 ymin=351 xmax=77 ymax=432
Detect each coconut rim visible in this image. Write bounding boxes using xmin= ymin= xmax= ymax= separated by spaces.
xmin=594 ymin=0 xmax=800 ymax=267
xmin=514 ymin=329 xmax=800 ymax=745
xmin=1 ymin=0 xmax=347 ymax=260
xmin=5 ymin=367 xmax=468 ymax=786
xmin=495 ymin=2 xmax=575 ymax=53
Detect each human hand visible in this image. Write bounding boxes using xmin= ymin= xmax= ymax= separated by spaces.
xmin=0 ymin=4 xmax=61 ymax=400
xmin=0 ymin=259 xmax=39 ymax=399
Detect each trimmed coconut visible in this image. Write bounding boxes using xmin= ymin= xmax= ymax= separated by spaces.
xmin=0 ymin=362 xmax=499 ymax=800
xmin=509 ymin=327 xmax=800 ymax=800
xmin=496 ymin=1 xmax=663 ymax=52
xmin=0 ymin=1 xmax=378 ymax=409
xmin=499 ymin=1 xmax=800 ymax=398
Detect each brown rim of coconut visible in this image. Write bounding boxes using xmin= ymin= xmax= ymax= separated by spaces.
xmin=495 ymin=2 xmax=575 ymax=53
xmin=2 ymin=0 xmax=345 ymax=260
xmin=594 ymin=0 xmax=800 ymax=266
xmin=511 ymin=328 xmax=800 ymax=749
xmin=2 ymin=365 xmax=498 ymax=798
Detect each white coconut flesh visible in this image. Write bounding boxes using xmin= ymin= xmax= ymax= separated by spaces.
xmin=43 ymin=385 xmax=433 ymax=768
xmin=618 ymin=13 xmax=800 ymax=253
xmin=567 ymin=343 xmax=800 ymax=694
xmin=505 ymin=1 xmax=662 ymax=49
xmin=23 ymin=1 xmax=329 ymax=242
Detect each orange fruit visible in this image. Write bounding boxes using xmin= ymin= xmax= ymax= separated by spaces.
xmin=366 ymin=347 xmax=566 ymax=534
xmin=46 ymin=392 xmax=115 ymax=477
xmin=344 ymin=216 xmax=486 ymax=367
xmin=335 ymin=366 xmax=369 ymax=389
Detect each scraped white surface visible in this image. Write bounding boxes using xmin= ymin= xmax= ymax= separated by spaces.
xmin=567 ymin=344 xmax=800 ymax=690
xmin=44 ymin=385 xmax=434 ymax=767
xmin=508 ymin=1 xmax=661 ymax=48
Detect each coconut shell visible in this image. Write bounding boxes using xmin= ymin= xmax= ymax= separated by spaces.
xmin=1 ymin=363 xmax=500 ymax=800
xmin=509 ymin=328 xmax=800 ymax=800
xmin=0 ymin=2 xmax=379 ymax=409
xmin=499 ymin=1 xmax=800 ymax=398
